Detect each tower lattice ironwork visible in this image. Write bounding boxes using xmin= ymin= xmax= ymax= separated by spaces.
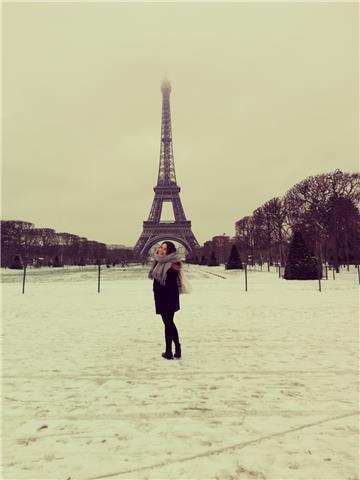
xmin=133 ymin=78 xmax=199 ymax=258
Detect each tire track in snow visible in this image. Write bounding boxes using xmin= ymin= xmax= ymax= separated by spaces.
xmin=3 ymin=369 xmax=357 ymax=379
xmin=195 ymin=268 xmax=227 ymax=279
xmin=79 ymin=410 xmax=359 ymax=480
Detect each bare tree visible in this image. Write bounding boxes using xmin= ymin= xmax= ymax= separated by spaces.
xmin=235 ymin=216 xmax=254 ymax=263
xmin=0 ymin=220 xmax=34 ymax=267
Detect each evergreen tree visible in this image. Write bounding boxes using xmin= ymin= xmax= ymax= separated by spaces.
xmin=10 ymin=255 xmax=22 ymax=269
xmin=208 ymin=251 xmax=219 ymax=266
xmin=284 ymin=229 xmax=320 ymax=280
xmin=200 ymin=255 xmax=207 ymax=265
xmin=225 ymin=245 xmax=243 ymax=270
xmin=53 ymin=255 xmax=62 ymax=268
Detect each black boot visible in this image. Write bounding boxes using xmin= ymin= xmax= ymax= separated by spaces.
xmin=162 ymin=351 xmax=174 ymax=360
xmin=174 ymin=342 xmax=181 ymax=359
xmin=162 ymin=330 xmax=173 ymax=359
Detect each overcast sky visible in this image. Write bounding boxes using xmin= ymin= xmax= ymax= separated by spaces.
xmin=2 ymin=2 xmax=358 ymax=246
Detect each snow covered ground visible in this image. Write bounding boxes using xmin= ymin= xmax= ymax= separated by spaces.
xmin=1 ymin=263 xmax=359 ymax=480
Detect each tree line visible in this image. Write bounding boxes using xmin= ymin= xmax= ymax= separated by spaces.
xmin=234 ymin=169 xmax=360 ymax=268
xmin=0 ymin=222 xmax=133 ymax=268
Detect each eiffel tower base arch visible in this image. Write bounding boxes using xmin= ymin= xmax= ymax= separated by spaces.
xmin=133 ymin=221 xmax=199 ymax=260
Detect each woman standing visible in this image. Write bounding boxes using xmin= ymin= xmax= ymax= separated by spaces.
xmin=148 ymin=241 xmax=183 ymax=360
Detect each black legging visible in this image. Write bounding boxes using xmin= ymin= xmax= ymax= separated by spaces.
xmin=161 ymin=310 xmax=179 ymax=348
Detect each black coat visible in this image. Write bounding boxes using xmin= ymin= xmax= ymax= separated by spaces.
xmin=153 ymin=267 xmax=180 ymax=315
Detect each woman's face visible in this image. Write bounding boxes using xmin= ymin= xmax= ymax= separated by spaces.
xmin=158 ymin=243 xmax=167 ymax=256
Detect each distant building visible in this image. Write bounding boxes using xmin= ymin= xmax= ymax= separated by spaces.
xmin=107 ymin=244 xmax=133 ymax=250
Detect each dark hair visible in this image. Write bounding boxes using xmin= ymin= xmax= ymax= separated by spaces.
xmin=161 ymin=241 xmax=176 ymax=254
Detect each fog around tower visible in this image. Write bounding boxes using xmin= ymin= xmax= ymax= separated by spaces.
xmin=2 ymin=2 xmax=358 ymax=246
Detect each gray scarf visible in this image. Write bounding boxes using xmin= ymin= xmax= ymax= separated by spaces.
xmin=148 ymin=251 xmax=183 ymax=286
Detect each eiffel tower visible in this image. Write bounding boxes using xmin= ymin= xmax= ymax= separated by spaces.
xmin=133 ymin=78 xmax=200 ymax=259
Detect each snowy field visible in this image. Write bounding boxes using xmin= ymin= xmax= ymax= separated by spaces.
xmin=1 ymin=263 xmax=359 ymax=480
